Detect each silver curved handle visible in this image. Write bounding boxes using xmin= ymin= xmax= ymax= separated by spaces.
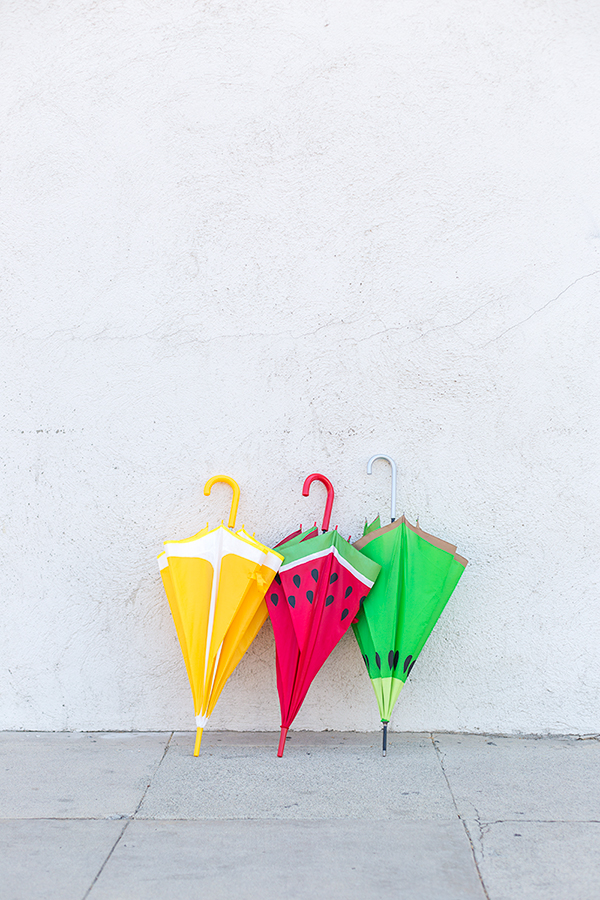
xmin=367 ymin=454 xmax=397 ymax=522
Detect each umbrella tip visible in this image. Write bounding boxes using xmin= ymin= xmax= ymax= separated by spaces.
xmin=193 ymin=727 xmax=203 ymax=756
xmin=277 ymin=726 xmax=289 ymax=757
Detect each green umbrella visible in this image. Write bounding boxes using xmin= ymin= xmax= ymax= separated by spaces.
xmin=352 ymin=455 xmax=467 ymax=754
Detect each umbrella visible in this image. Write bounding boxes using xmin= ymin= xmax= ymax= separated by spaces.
xmin=158 ymin=475 xmax=283 ymax=755
xmin=266 ymin=474 xmax=381 ymax=757
xmin=352 ymin=455 xmax=467 ymax=755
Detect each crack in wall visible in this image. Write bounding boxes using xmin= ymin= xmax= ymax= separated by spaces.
xmin=481 ymin=269 xmax=600 ymax=347
xmin=15 ymin=270 xmax=596 ymax=357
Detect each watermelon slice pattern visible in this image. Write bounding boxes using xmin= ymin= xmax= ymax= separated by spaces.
xmin=266 ymin=534 xmax=380 ymax=730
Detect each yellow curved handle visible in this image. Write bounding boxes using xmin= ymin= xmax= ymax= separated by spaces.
xmin=203 ymin=475 xmax=240 ymax=529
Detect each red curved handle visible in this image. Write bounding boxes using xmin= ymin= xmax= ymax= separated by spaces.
xmin=302 ymin=473 xmax=335 ymax=532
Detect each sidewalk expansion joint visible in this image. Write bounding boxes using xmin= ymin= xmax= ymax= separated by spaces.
xmin=430 ymin=733 xmax=491 ymax=900
xmin=478 ymin=818 xmax=600 ymax=825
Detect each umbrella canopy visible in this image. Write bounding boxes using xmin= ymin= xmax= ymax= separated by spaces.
xmin=352 ymin=456 xmax=467 ymax=754
xmin=266 ymin=474 xmax=381 ymax=756
xmin=158 ymin=476 xmax=283 ymax=755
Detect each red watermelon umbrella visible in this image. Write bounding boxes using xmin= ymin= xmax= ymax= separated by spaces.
xmin=266 ymin=474 xmax=381 ymax=757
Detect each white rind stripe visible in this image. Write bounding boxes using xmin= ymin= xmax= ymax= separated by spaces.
xmin=163 ymin=527 xmax=265 ymax=566
xmin=158 ymin=526 xmax=282 ymax=574
xmin=279 ymin=545 xmax=376 ymax=589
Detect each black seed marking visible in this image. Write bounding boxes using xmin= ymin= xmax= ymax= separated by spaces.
xmin=311 ymin=568 xmax=319 ymax=582
xmin=293 ymin=574 xmax=301 ymax=588
xmin=388 ymin=651 xmax=395 ymax=669
xmin=306 ymin=590 xmax=314 ymax=603
xmin=407 ymin=660 xmax=416 ymax=677
xmin=393 ymin=650 xmax=400 ymax=670
xmin=270 ymin=593 xmax=279 ymax=607
xmin=344 ymin=585 xmax=353 ymax=598
xmin=329 ymin=572 xmax=338 ymax=584
xmin=325 ymin=595 xmax=334 ymax=606
xmin=359 ymin=595 xmax=367 ymax=605
xmin=363 ymin=654 xmax=369 ymax=669
xmin=288 ymin=595 xmax=296 ymax=608
xmin=341 ymin=608 xmax=349 ymax=620
xmin=404 ymin=655 xmax=413 ymax=674
xmin=375 ymin=652 xmax=381 ymax=669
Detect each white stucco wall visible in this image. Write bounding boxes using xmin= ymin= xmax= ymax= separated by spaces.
xmin=1 ymin=0 xmax=599 ymax=734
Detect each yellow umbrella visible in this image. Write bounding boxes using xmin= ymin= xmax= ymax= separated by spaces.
xmin=158 ymin=475 xmax=283 ymax=755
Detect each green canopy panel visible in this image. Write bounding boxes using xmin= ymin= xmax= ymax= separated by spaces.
xmin=352 ymin=516 xmax=467 ymax=724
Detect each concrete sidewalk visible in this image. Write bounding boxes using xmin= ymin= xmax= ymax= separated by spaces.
xmin=1 ymin=731 xmax=599 ymax=899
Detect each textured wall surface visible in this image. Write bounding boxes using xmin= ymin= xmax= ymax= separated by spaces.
xmin=1 ymin=0 xmax=599 ymax=733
